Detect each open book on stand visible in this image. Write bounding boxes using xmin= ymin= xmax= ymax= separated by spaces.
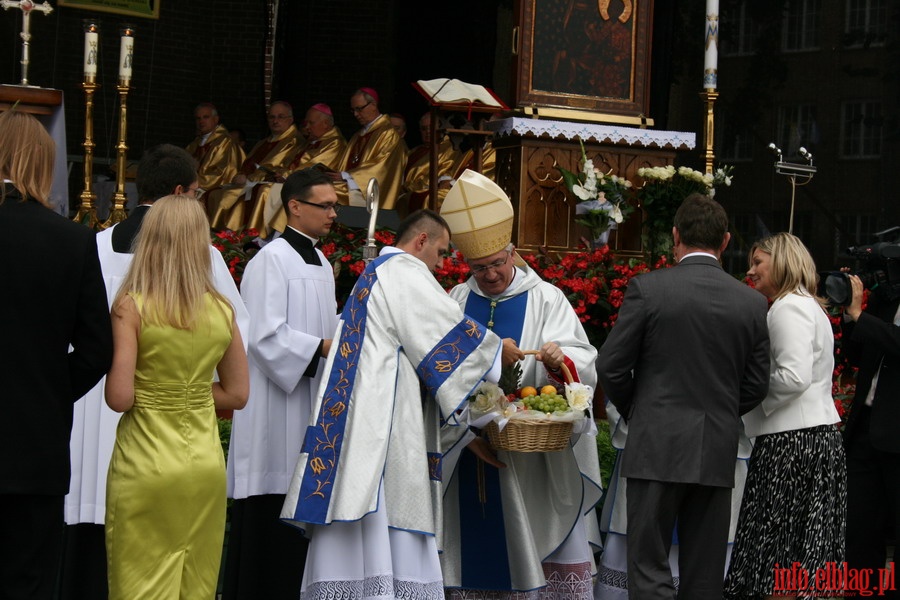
xmin=414 ymin=78 xmax=508 ymax=109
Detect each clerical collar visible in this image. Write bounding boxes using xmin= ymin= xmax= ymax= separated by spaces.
xmin=281 ymin=226 xmax=321 ymax=266
xmin=287 ymin=225 xmax=319 ymax=247
xmin=200 ymin=131 xmax=212 ymax=145
xmin=361 ymin=115 xmax=383 ymax=135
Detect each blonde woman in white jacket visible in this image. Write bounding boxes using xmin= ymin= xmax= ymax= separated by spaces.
xmin=724 ymin=232 xmax=846 ymax=600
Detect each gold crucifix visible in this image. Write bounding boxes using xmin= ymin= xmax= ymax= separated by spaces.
xmin=1 ymin=0 xmax=54 ymax=87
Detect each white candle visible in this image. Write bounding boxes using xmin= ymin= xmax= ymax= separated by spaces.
xmin=704 ymin=0 xmax=719 ymax=90
xmin=119 ymin=33 xmax=134 ymax=81
xmin=84 ymin=29 xmax=98 ymax=78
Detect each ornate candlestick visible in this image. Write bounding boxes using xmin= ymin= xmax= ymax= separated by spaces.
xmin=102 ymin=26 xmax=135 ymax=228
xmin=700 ymin=90 xmax=718 ymax=176
xmin=701 ymin=0 xmax=719 ymax=174
xmin=74 ymin=21 xmax=100 ymax=228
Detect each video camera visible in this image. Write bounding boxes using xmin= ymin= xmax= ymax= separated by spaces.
xmin=820 ymin=227 xmax=900 ymax=306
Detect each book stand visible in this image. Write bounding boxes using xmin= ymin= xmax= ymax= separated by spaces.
xmin=412 ymin=81 xmax=509 ymax=210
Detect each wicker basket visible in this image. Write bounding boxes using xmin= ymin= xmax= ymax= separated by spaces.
xmin=485 ymin=352 xmax=576 ymax=453
xmin=485 ymin=418 xmax=573 ymax=452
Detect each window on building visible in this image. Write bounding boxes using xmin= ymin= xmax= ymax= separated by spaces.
xmin=782 ymin=0 xmax=821 ymax=51
xmin=722 ymin=1 xmax=758 ymax=56
xmin=719 ymin=115 xmax=755 ymax=162
xmin=776 ymin=104 xmax=819 ymax=158
xmin=840 ymin=101 xmax=882 ymax=158
xmin=844 ymin=0 xmax=888 ymax=47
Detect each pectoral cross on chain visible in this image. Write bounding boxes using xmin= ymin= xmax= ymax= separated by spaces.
xmin=1 ymin=0 xmax=54 ymax=86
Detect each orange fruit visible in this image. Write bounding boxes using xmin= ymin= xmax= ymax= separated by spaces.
xmin=519 ymin=386 xmax=538 ymax=398
xmin=540 ymin=385 xmax=557 ymax=395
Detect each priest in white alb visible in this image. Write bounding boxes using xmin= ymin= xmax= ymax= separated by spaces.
xmin=281 ymin=209 xmax=503 ymax=600
xmin=224 ymin=168 xmax=340 ymax=599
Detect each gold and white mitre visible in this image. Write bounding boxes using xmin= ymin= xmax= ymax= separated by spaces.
xmin=440 ymin=169 xmax=513 ymax=260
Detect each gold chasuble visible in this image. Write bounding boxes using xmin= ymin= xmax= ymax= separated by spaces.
xmin=333 ymin=114 xmax=407 ymax=209
xmin=185 ymin=125 xmax=246 ymax=195
xmin=207 ymin=124 xmax=303 ymax=230
xmin=246 ymin=126 xmax=348 ymax=238
xmin=451 ymin=141 xmax=497 ymax=185
xmin=399 ymin=136 xmax=459 ymax=213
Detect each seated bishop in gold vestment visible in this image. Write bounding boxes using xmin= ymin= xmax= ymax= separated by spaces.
xmin=185 ymin=103 xmax=245 ymax=201
xmin=206 ymin=101 xmax=303 ymax=230
xmin=328 ymin=88 xmax=406 ymax=209
xmin=397 ymin=112 xmax=460 ymax=215
xmin=245 ymin=103 xmax=347 ymax=238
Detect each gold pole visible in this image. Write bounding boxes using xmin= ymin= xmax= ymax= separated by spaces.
xmin=102 ymin=80 xmax=130 ymax=228
xmin=700 ymin=89 xmax=718 ymax=175
xmin=73 ymin=78 xmax=99 ymax=228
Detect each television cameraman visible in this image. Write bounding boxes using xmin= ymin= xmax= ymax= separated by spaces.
xmin=842 ymin=271 xmax=900 ymax=597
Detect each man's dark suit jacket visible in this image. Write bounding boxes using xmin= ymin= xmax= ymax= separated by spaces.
xmin=597 ymin=254 xmax=770 ymax=487
xmin=843 ymin=294 xmax=900 ymax=453
xmin=110 ymin=204 xmax=150 ymax=253
xmin=0 ymin=188 xmax=113 ymax=496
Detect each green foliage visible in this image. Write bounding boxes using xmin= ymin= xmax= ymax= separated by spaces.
xmin=595 ymin=419 xmax=616 ymax=491
xmin=217 ymin=417 xmax=232 ymax=460
xmin=636 ymin=165 xmax=733 ymax=263
xmin=498 ymin=361 xmax=523 ymax=395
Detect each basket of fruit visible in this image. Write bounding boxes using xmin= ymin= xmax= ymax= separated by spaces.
xmin=470 ymin=356 xmax=593 ymax=453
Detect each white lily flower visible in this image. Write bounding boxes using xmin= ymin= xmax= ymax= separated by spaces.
xmin=610 ymin=204 xmax=624 ymax=223
xmin=565 ymin=382 xmax=593 ymax=412
xmin=572 ymin=184 xmax=594 ymax=200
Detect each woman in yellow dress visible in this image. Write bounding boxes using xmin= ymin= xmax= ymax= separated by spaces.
xmin=104 ymin=196 xmax=249 ymax=599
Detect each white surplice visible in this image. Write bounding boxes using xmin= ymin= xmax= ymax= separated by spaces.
xmin=281 ymin=248 xmax=503 ymax=600
xmin=65 ymin=226 xmax=249 ymax=524
xmin=441 ymin=266 xmax=603 ymax=597
xmin=226 ymin=237 xmax=337 ymax=499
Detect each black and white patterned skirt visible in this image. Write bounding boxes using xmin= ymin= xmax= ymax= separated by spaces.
xmin=723 ymin=425 xmax=846 ymax=600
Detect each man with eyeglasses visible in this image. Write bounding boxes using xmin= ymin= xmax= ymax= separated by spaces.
xmin=438 ymin=170 xmax=602 ymax=600
xmin=207 ymin=100 xmax=304 ymax=230
xmin=245 ymin=103 xmax=348 ymax=239
xmin=329 ymin=87 xmax=406 ymax=210
xmin=224 ymin=168 xmax=339 ymax=599
xmin=185 ymin=102 xmax=245 ymax=201
xmin=59 ymin=144 xmax=249 ymax=598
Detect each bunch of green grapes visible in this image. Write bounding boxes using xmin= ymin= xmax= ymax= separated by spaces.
xmin=522 ymin=393 xmax=568 ymax=414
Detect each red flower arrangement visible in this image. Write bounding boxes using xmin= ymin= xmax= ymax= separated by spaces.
xmin=211 ymin=228 xmax=261 ymax=287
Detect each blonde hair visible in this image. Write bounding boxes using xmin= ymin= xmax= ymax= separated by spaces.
xmin=0 ymin=109 xmax=55 ymax=206
xmin=749 ymin=232 xmax=827 ymax=307
xmin=114 ymin=195 xmax=232 ymax=329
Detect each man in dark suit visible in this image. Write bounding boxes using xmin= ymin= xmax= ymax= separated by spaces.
xmin=842 ymin=274 xmax=900 ymax=598
xmin=111 ymin=143 xmax=200 ymax=252
xmin=597 ymin=193 xmax=770 ymax=599
xmin=0 ymin=110 xmax=113 ymax=600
